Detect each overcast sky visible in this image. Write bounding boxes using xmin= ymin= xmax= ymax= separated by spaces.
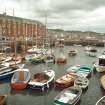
xmin=1 ymin=0 xmax=105 ymax=33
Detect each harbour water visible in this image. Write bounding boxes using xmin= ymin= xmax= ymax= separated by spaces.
xmin=0 ymin=46 xmax=105 ymax=105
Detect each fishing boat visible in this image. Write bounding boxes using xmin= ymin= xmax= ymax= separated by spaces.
xmin=0 ymin=95 xmax=7 ymax=105
xmin=55 ymin=73 xmax=77 ymax=89
xmin=96 ymin=96 xmax=105 ymax=105
xmin=11 ymin=69 xmax=30 ymax=90
xmin=94 ymin=55 xmax=105 ymax=72
xmin=100 ymin=75 xmax=105 ymax=89
xmin=28 ymin=70 xmax=55 ymax=91
xmin=54 ymin=86 xmax=82 ymax=105
xmin=74 ymin=77 xmax=89 ymax=90
xmin=68 ymin=50 xmax=77 ymax=56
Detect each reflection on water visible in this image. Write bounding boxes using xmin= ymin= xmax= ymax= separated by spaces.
xmin=0 ymin=46 xmax=105 ymax=105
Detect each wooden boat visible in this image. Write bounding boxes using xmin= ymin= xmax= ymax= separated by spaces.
xmin=68 ymin=50 xmax=77 ymax=56
xmin=100 ymin=75 xmax=105 ymax=89
xmin=55 ymin=73 xmax=77 ymax=89
xmin=11 ymin=69 xmax=30 ymax=90
xmin=28 ymin=70 xmax=55 ymax=91
xmin=0 ymin=95 xmax=7 ymax=105
xmin=96 ymin=96 xmax=105 ymax=105
xmin=54 ymin=86 xmax=82 ymax=105
xmin=74 ymin=77 xmax=89 ymax=90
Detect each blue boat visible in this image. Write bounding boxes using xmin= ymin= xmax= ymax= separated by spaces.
xmin=66 ymin=65 xmax=92 ymax=78
xmin=0 ymin=67 xmax=18 ymax=80
xmin=77 ymin=65 xmax=92 ymax=77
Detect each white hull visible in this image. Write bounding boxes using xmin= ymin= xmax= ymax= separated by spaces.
xmin=94 ymin=64 xmax=105 ymax=72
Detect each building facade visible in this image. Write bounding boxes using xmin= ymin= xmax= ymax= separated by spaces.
xmin=0 ymin=13 xmax=46 ymax=50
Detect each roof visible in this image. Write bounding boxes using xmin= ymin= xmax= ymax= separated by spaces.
xmin=98 ymin=55 xmax=105 ymax=59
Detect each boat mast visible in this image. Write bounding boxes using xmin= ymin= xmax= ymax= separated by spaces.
xmin=35 ymin=23 xmax=37 ymax=48
xmin=13 ymin=9 xmax=17 ymax=66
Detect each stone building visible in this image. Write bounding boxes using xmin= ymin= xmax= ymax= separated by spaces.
xmin=0 ymin=13 xmax=46 ymax=49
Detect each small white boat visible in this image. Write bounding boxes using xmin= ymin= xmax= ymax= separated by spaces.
xmin=28 ymin=70 xmax=55 ymax=91
xmin=74 ymin=77 xmax=89 ymax=89
xmin=68 ymin=50 xmax=77 ymax=56
xmin=96 ymin=96 xmax=105 ymax=105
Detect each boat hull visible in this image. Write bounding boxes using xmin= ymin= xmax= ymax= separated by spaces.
xmin=56 ymin=59 xmax=67 ymax=64
xmin=11 ymin=83 xmax=27 ymax=90
xmin=28 ymin=79 xmax=54 ymax=91
xmin=0 ymin=70 xmax=15 ymax=80
xmin=28 ymin=70 xmax=55 ymax=91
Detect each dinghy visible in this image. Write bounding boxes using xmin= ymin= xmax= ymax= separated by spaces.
xmin=68 ymin=50 xmax=77 ymax=56
xmin=55 ymin=73 xmax=77 ymax=89
xmin=28 ymin=70 xmax=55 ymax=91
xmin=74 ymin=77 xmax=89 ymax=90
xmin=11 ymin=69 xmax=30 ymax=90
xmin=54 ymin=86 xmax=82 ymax=105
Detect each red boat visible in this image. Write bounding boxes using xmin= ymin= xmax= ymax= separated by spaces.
xmin=11 ymin=69 xmax=30 ymax=90
xmin=56 ymin=58 xmax=67 ymax=64
xmin=55 ymin=73 xmax=77 ymax=89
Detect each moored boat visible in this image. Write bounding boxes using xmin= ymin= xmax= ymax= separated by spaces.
xmin=66 ymin=65 xmax=92 ymax=78
xmin=0 ymin=95 xmax=7 ymax=105
xmin=77 ymin=65 xmax=92 ymax=78
xmin=100 ymin=75 xmax=105 ymax=89
xmin=44 ymin=54 xmax=55 ymax=64
xmin=11 ymin=69 xmax=30 ymax=90
xmin=68 ymin=50 xmax=77 ymax=56
xmin=55 ymin=73 xmax=77 ymax=89
xmin=54 ymin=86 xmax=82 ymax=105
xmin=74 ymin=77 xmax=89 ymax=90
xmin=28 ymin=70 xmax=55 ymax=91
xmin=96 ymin=96 xmax=105 ymax=105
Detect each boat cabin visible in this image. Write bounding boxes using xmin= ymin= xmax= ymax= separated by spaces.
xmin=98 ymin=55 xmax=105 ymax=66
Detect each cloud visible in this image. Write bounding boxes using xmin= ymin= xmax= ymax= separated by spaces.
xmin=0 ymin=0 xmax=105 ymax=32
